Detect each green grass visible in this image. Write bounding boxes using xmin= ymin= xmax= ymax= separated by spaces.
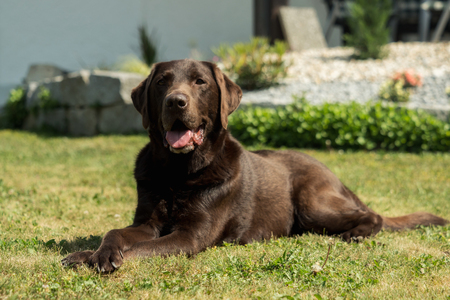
xmin=1 ymin=130 xmax=449 ymax=299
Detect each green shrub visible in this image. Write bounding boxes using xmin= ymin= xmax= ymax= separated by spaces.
xmin=138 ymin=25 xmax=157 ymax=66
xmin=229 ymin=96 xmax=450 ymax=152
xmin=37 ymin=86 xmax=59 ymax=110
xmin=26 ymin=86 xmax=61 ymax=116
xmin=1 ymin=86 xmax=27 ymax=129
xmin=378 ymin=78 xmax=411 ymax=103
xmin=379 ymin=70 xmax=423 ymax=103
xmin=345 ymin=0 xmax=392 ymax=59
xmin=0 ymin=86 xmax=63 ymax=129
xmin=212 ymin=37 xmax=289 ymax=90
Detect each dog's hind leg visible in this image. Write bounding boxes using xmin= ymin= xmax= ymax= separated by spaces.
xmin=296 ymin=188 xmax=383 ymax=242
xmin=339 ymin=211 xmax=383 ymax=242
xmin=305 ymin=207 xmax=383 ymax=242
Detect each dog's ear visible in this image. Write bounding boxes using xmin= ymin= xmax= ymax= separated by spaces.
xmin=131 ymin=66 xmax=157 ymax=130
xmin=207 ymin=63 xmax=242 ymax=130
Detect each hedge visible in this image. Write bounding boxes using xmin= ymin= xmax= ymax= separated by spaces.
xmin=228 ymin=97 xmax=450 ymax=152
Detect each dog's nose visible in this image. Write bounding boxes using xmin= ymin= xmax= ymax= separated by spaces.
xmin=165 ymin=94 xmax=188 ymax=109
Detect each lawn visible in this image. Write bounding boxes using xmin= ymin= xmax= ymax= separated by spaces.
xmin=0 ymin=130 xmax=449 ymax=299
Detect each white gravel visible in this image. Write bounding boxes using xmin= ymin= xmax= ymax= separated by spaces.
xmin=285 ymin=42 xmax=450 ymax=83
xmin=241 ymin=42 xmax=450 ymax=118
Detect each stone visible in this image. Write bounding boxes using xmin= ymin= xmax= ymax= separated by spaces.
xmin=26 ymin=70 xmax=145 ymax=109
xmin=279 ymin=6 xmax=327 ymax=51
xmin=42 ymin=108 xmax=67 ymax=132
xmin=23 ymin=70 xmax=146 ymax=135
xmin=68 ymin=108 xmax=97 ymax=136
xmin=22 ymin=113 xmax=39 ymax=131
xmin=58 ymin=70 xmax=90 ymax=107
xmin=86 ymin=71 xmax=145 ymax=106
xmin=22 ymin=108 xmax=67 ymax=132
xmin=98 ymin=104 xmax=143 ymax=134
xmin=26 ymin=72 xmax=87 ymax=108
xmin=24 ymin=64 xmax=68 ymax=84
xmin=25 ymin=82 xmax=40 ymax=109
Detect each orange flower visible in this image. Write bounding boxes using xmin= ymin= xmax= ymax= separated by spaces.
xmin=392 ymin=72 xmax=402 ymax=81
xmin=392 ymin=70 xmax=422 ymax=87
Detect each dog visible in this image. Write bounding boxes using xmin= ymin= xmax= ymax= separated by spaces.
xmin=62 ymin=59 xmax=448 ymax=273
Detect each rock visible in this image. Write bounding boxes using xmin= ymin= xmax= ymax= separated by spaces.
xmin=87 ymin=71 xmax=145 ymax=106
xmin=22 ymin=70 xmax=146 ymax=135
xmin=23 ymin=108 xmax=67 ymax=132
xmin=24 ymin=64 xmax=68 ymax=84
xmin=43 ymin=109 xmax=67 ymax=132
xmin=26 ymin=72 xmax=88 ymax=108
xmin=25 ymin=82 xmax=40 ymax=109
xmin=68 ymin=108 xmax=97 ymax=136
xmin=98 ymin=104 xmax=143 ymax=134
xmin=22 ymin=113 xmax=39 ymax=131
xmin=27 ymin=70 xmax=145 ymax=108
xmin=58 ymin=70 xmax=90 ymax=107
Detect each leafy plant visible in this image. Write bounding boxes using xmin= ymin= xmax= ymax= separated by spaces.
xmin=37 ymin=86 xmax=60 ymax=110
xmin=378 ymin=78 xmax=411 ymax=102
xmin=138 ymin=25 xmax=157 ymax=66
xmin=379 ymin=70 xmax=422 ymax=103
xmin=229 ymin=96 xmax=450 ymax=152
xmin=1 ymin=86 xmax=63 ymax=129
xmin=27 ymin=86 xmax=61 ymax=116
xmin=345 ymin=0 xmax=392 ymax=59
xmin=212 ymin=37 xmax=289 ymax=90
xmin=1 ymin=86 xmax=27 ymax=129
xmin=392 ymin=69 xmax=422 ymax=88
xmin=446 ymin=86 xmax=450 ymax=99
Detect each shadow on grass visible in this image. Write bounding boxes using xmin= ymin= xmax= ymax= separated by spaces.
xmin=0 ymin=235 xmax=102 ymax=255
xmin=0 ymin=127 xmax=148 ymax=139
xmin=26 ymin=127 xmax=148 ymax=139
xmin=44 ymin=235 xmax=102 ymax=255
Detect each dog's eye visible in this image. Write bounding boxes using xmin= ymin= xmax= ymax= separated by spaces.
xmin=157 ymin=79 xmax=165 ymax=86
xmin=195 ymin=79 xmax=205 ymax=85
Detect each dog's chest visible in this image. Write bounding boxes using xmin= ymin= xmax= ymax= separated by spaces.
xmin=154 ymin=189 xmax=205 ymax=236
xmin=156 ymin=188 xmax=199 ymax=218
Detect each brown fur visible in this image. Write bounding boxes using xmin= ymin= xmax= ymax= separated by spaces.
xmin=62 ymin=59 xmax=448 ymax=273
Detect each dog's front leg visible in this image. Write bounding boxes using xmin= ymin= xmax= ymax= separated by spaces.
xmin=62 ymin=224 xmax=156 ymax=272
xmin=123 ymin=229 xmax=205 ymax=259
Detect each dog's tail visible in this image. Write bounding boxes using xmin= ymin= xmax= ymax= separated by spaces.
xmin=382 ymin=212 xmax=449 ymax=230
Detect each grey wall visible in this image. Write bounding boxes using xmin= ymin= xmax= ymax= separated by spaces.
xmin=0 ymin=0 xmax=253 ymax=106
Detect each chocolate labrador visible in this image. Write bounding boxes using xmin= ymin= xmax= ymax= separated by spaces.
xmin=62 ymin=59 xmax=448 ymax=272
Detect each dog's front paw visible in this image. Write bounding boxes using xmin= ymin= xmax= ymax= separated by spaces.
xmin=61 ymin=250 xmax=95 ymax=268
xmin=88 ymin=246 xmax=124 ymax=273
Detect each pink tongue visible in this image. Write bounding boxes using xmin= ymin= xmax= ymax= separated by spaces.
xmin=166 ymin=130 xmax=192 ymax=148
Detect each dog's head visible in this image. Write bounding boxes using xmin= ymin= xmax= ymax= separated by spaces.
xmin=131 ymin=59 xmax=242 ymax=154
